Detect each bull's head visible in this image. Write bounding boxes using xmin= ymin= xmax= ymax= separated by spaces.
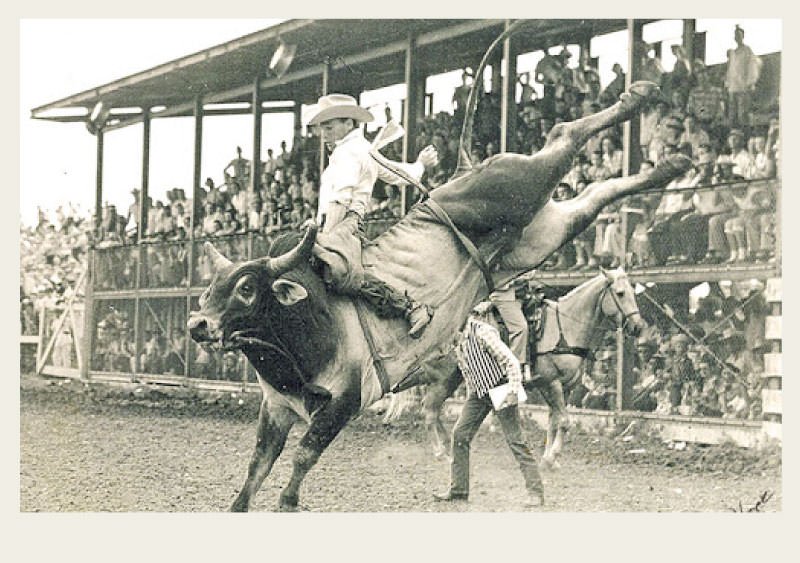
xmin=188 ymin=224 xmax=331 ymax=355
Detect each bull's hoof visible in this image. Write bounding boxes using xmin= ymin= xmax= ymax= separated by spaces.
xmin=649 ymin=154 xmax=694 ymax=185
xmin=278 ymin=503 xmax=299 ymax=512
xmin=619 ymin=80 xmax=661 ymax=113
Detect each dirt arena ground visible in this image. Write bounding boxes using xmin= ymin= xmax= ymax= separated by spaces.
xmin=20 ymin=375 xmax=781 ymax=513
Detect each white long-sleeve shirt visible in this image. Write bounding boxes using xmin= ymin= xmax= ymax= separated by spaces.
xmin=316 ymin=128 xmax=424 ymax=222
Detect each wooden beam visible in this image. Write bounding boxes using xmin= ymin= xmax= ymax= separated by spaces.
xmin=500 ymin=20 xmax=518 ymax=153
xmin=94 ymin=130 xmax=104 ymax=236
xmin=623 ymin=19 xmax=644 ymax=177
xmin=251 ymin=75 xmax=264 ymax=195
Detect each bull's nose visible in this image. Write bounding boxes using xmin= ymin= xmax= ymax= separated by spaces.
xmin=188 ymin=316 xmax=209 ymax=341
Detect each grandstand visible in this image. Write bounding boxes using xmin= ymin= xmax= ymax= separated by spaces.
xmin=26 ymin=19 xmax=781 ymax=445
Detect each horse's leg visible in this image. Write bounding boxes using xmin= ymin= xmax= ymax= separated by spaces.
xmin=535 ymin=380 xmax=559 ymax=471
xmin=231 ymin=400 xmax=297 ymax=512
xmin=547 ymin=378 xmax=569 ymax=467
xmin=422 ymin=367 xmax=463 ymax=459
xmin=278 ymin=389 xmax=360 ymax=511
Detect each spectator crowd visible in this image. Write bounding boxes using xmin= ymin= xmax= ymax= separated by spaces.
xmin=558 ymin=278 xmax=768 ymax=421
xmin=22 ymin=25 xmax=779 ymax=417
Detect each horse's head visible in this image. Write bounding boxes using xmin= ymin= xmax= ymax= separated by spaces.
xmin=598 ymin=267 xmax=647 ymax=338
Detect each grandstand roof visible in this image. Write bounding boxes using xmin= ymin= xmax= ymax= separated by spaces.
xmin=31 ymin=18 xmax=634 ymax=126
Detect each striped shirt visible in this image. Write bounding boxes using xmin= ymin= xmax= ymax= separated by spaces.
xmin=455 ymin=315 xmax=523 ymax=398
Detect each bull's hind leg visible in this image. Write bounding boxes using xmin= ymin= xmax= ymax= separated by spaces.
xmin=278 ymin=388 xmax=361 ymax=511
xmin=530 ymin=81 xmax=663 ymax=188
xmin=565 ymin=153 xmax=694 ymax=230
xmin=422 ymin=367 xmax=463 ymax=460
xmin=231 ymin=400 xmax=298 ymax=512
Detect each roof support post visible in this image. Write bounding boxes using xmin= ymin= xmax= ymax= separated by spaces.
xmin=500 ymin=20 xmax=518 ymax=154
xmin=402 ymin=32 xmax=423 ymax=214
xmin=137 ymin=110 xmax=151 ymax=243
xmin=622 ymin=19 xmax=644 ymax=177
xmin=318 ymin=59 xmax=330 ymax=183
xmin=93 ymin=130 xmax=104 ymax=237
xmin=251 ymin=75 xmax=263 ymax=197
xmin=190 ymin=96 xmax=203 ymax=234
xmin=682 ymin=19 xmax=696 ymax=64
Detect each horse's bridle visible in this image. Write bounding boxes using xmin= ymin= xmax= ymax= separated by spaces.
xmin=599 ymin=281 xmax=642 ymax=334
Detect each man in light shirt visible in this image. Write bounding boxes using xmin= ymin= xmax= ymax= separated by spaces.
xmin=433 ymin=301 xmax=545 ymax=508
xmin=308 ymin=94 xmax=439 ymax=337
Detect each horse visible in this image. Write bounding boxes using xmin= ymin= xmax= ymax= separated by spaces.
xmin=420 ymin=267 xmax=645 ymax=470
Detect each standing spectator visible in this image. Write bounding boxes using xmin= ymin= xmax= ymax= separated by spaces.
xmin=224 ymin=146 xmax=251 ymax=186
xmin=518 ymin=72 xmax=536 ymax=106
xmin=666 ymin=333 xmax=700 ymax=411
xmin=599 ymin=63 xmax=626 ymax=107
xmin=686 ymin=60 xmax=727 ymax=144
xmin=663 ymin=44 xmax=693 ymax=102
xmin=725 ymin=25 xmax=763 ymax=130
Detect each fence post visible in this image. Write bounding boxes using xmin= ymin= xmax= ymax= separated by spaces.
xmin=762 ymin=278 xmax=781 ymax=442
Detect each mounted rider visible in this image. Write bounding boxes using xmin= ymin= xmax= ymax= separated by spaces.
xmin=308 ymin=94 xmax=439 ymax=337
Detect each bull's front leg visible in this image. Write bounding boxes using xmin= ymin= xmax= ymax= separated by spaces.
xmin=278 ymin=388 xmax=360 ymax=511
xmin=231 ymin=400 xmax=297 ymax=512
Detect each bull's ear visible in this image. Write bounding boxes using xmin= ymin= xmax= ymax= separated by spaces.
xmin=271 ymin=278 xmax=308 ymax=306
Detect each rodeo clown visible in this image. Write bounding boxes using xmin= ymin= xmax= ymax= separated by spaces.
xmin=434 ymin=300 xmax=545 ymax=508
xmin=308 ymin=94 xmax=439 ymax=338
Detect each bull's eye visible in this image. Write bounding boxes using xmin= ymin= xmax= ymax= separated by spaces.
xmin=239 ymin=283 xmax=254 ymax=298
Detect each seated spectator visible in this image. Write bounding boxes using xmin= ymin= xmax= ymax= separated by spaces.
xmin=646 ymin=164 xmax=698 ymax=265
xmin=679 ymin=114 xmax=711 ymax=158
xmin=648 ymin=115 xmax=685 ymax=164
xmin=163 ymin=328 xmax=185 ymax=375
xmin=675 ymin=152 xmax=732 ymax=264
xmin=586 ymin=150 xmax=614 ymax=183
xmin=561 ymin=154 xmax=588 ymax=188
xmin=717 ymin=129 xmax=751 ymax=178
xmin=600 ymin=135 xmax=623 ymax=177
xmin=140 ymin=331 xmax=166 ymax=374
xmin=640 ymin=100 xmax=669 ymax=160
xmin=724 ymin=177 xmax=772 ymax=262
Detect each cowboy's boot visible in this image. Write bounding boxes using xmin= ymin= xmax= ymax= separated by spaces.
xmin=405 ymin=297 xmax=434 ymax=339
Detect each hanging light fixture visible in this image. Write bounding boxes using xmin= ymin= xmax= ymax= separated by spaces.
xmin=85 ymin=101 xmax=110 ymax=135
xmin=268 ymin=38 xmax=296 ymax=79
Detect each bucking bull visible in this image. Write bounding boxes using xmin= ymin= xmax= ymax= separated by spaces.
xmin=188 ymin=73 xmax=691 ymax=510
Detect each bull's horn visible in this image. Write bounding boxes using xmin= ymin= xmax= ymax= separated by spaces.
xmin=204 ymin=241 xmax=233 ymax=271
xmin=264 ymin=223 xmax=318 ymax=277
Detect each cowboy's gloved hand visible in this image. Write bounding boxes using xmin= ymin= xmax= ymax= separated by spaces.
xmin=417 ymin=145 xmax=439 ymax=168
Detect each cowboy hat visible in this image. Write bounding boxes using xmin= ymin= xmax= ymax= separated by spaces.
xmin=308 ymin=94 xmax=374 ymax=126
